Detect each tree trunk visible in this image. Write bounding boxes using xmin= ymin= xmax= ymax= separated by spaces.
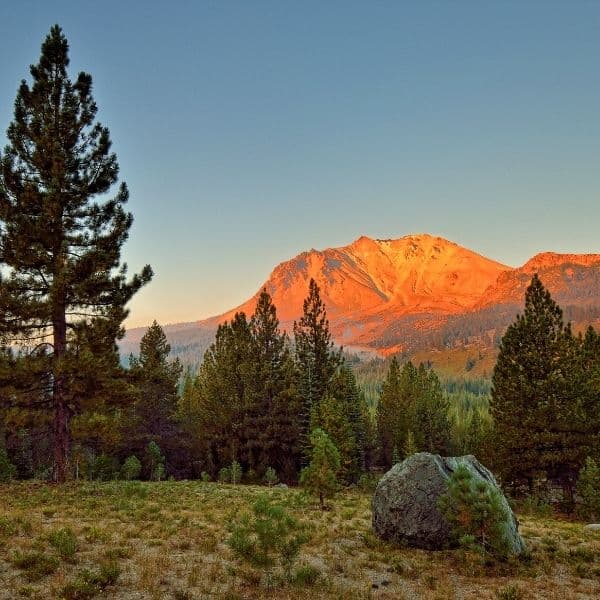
xmin=53 ymin=390 xmax=70 ymax=483
xmin=53 ymin=295 xmax=70 ymax=483
xmin=319 ymin=491 xmax=325 ymax=510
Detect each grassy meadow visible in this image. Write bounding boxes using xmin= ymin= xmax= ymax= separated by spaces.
xmin=0 ymin=481 xmax=599 ymax=599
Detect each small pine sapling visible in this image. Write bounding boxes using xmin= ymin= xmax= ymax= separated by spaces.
xmin=218 ymin=467 xmax=231 ymax=483
xmin=264 ymin=467 xmax=279 ymax=487
xmin=227 ymin=494 xmax=307 ymax=582
xmin=438 ymin=464 xmax=512 ymax=559
xmin=121 ymin=456 xmax=142 ymax=481
xmin=576 ymin=457 xmax=600 ymax=521
xmin=300 ymin=428 xmax=340 ymax=510
xmin=230 ymin=460 xmax=242 ymax=485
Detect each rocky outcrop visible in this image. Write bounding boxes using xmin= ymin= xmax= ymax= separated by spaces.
xmin=372 ymin=452 xmax=525 ymax=554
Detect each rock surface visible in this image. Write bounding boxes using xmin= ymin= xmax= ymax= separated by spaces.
xmin=584 ymin=524 xmax=600 ymax=531
xmin=372 ymin=452 xmax=525 ymax=553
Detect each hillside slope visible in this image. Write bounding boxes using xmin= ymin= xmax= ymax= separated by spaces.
xmin=121 ymin=235 xmax=600 ymax=374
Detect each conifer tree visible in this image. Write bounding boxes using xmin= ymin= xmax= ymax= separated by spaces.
xmin=0 ymin=26 xmax=152 ymax=482
xmin=247 ymin=289 xmax=302 ymax=480
xmin=412 ymin=365 xmax=451 ymax=454
xmin=403 ymin=430 xmax=417 ymax=457
xmin=314 ymin=363 xmax=365 ymax=482
xmin=377 ymin=359 xmax=418 ymax=466
xmin=127 ymin=321 xmax=183 ymax=477
xmin=194 ymin=313 xmax=254 ymax=470
xmin=491 ymin=274 xmax=579 ymax=491
xmin=576 ymin=457 xmax=600 ymax=521
xmin=464 ymin=410 xmax=484 ymax=457
xmin=294 ymin=279 xmax=341 ymax=454
xmin=377 ymin=359 xmax=450 ymax=467
xmin=300 ymin=428 xmax=341 ymax=510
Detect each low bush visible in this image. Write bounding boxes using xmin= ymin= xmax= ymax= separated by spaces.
xmin=120 ymin=455 xmax=142 ymax=481
xmin=11 ymin=551 xmax=59 ymax=581
xmin=576 ymin=457 xmax=600 ymax=521
xmin=48 ymin=527 xmax=78 ymax=561
xmin=518 ymin=496 xmax=553 ymax=518
xmin=227 ymin=494 xmax=308 ymax=582
xmin=0 ymin=446 xmax=17 ymax=482
xmin=60 ymin=561 xmax=120 ymax=599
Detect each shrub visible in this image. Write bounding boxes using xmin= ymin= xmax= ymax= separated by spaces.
xmin=11 ymin=551 xmax=59 ymax=581
xmin=121 ymin=481 xmax=148 ymax=499
xmin=264 ymin=467 xmax=279 ymax=487
xmin=48 ymin=527 xmax=78 ymax=561
xmin=227 ymin=494 xmax=308 ymax=580
xmin=300 ymin=428 xmax=340 ymax=510
xmin=496 ymin=584 xmax=524 ymax=600
xmin=576 ymin=457 xmax=600 ymax=521
xmin=0 ymin=446 xmax=17 ymax=482
xmin=357 ymin=472 xmax=380 ymax=493
xmin=245 ymin=468 xmax=259 ymax=484
xmin=60 ymin=561 xmax=120 ymax=599
xmin=87 ymin=453 xmax=118 ymax=481
xmin=291 ymin=564 xmax=320 ymax=585
xmin=230 ymin=460 xmax=242 ymax=485
xmin=0 ymin=516 xmax=18 ymax=537
xmin=518 ymin=495 xmax=553 ymax=518
xmin=121 ymin=455 xmax=142 ymax=481
xmin=218 ymin=467 xmax=231 ymax=483
xmin=438 ymin=464 xmax=512 ymax=559
xmin=146 ymin=441 xmax=165 ymax=481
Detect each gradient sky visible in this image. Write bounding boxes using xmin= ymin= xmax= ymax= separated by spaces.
xmin=1 ymin=1 xmax=599 ymax=327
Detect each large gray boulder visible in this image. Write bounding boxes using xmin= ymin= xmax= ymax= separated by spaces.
xmin=372 ymin=452 xmax=525 ymax=554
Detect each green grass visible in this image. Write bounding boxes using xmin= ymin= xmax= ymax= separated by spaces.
xmin=0 ymin=480 xmax=598 ymax=598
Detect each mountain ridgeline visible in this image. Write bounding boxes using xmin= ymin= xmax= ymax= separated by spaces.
xmin=121 ymin=234 xmax=600 ymax=373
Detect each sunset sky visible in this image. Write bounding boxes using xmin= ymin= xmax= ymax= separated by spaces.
xmin=1 ymin=1 xmax=599 ymax=327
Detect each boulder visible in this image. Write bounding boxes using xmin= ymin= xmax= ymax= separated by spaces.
xmin=584 ymin=524 xmax=600 ymax=532
xmin=372 ymin=452 xmax=525 ymax=553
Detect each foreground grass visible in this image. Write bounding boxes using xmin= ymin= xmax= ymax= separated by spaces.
xmin=0 ymin=481 xmax=598 ymax=599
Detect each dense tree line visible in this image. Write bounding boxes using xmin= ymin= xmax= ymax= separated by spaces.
xmin=490 ymin=274 xmax=600 ymax=497
xmin=1 ymin=29 xmax=597 ymax=500
xmin=177 ymin=282 xmax=369 ymax=484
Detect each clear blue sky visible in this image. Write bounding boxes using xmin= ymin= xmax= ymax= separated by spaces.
xmin=1 ymin=1 xmax=599 ymax=327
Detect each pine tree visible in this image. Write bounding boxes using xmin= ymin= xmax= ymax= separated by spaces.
xmin=0 ymin=26 xmax=152 ymax=482
xmin=300 ymin=428 xmax=341 ymax=510
xmin=315 ymin=363 xmax=365 ymax=482
xmin=403 ymin=430 xmax=417 ymax=457
xmin=294 ymin=279 xmax=341 ymax=457
xmin=247 ymin=289 xmax=302 ymax=481
xmin=438 ymin=464 xmax=513 ymax=558
xmin=127 ymin=321 xmax=183 ymax=477
xmin=377 ymin=359 xmax=418 ymax=467
xmin=464 ymin=410 xmax=483 ymax=457
xmin=490 ymin=274 xmax=578 ymax=491
xmin=377 ymin=357 xmax=401 ymax=466
xmin=412 ymin=365 xmax=451 ymax=455
xmin=194 ymin=313 xmax=254 ymax=471
xmin=576 ymin=457 xmax=600 ymax=521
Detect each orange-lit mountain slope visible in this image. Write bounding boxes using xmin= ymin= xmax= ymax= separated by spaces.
xmin=206 ymin=234 xmax=510 ymax=331
xmin=121 ymin=236 xmax=600 ymax=369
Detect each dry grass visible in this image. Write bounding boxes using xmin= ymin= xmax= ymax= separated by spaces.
xmin=0 ymin=481 xmax=598 ymax=598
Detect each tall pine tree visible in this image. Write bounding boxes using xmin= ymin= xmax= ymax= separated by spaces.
xmin=127 ymin=321 xmax=183 ymax=477
xmin=247 ymin=289 xmax=302 ymax=481
xmin=491 ymin=274 xmax=580 ymax=491
xmin=293 ymin=279 xmax=341 ymax=458
xmin=0 ymin=26 xmax=152 ymax=481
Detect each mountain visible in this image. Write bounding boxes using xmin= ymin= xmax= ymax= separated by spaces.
xmin=120 ymin=235 xmax=600 ymax=375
